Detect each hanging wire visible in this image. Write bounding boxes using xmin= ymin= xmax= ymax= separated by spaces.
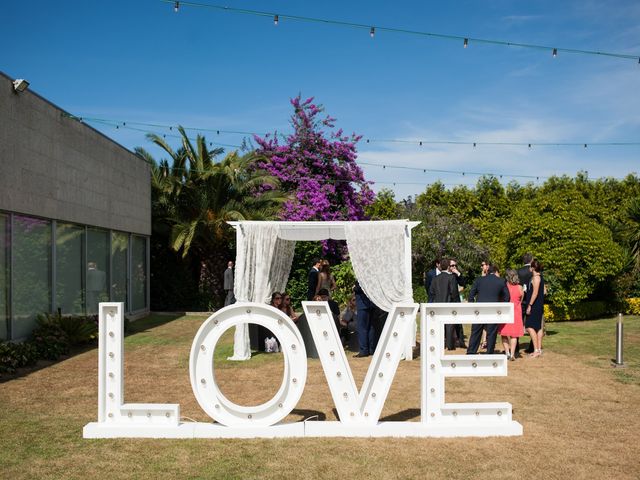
xmin=63 ymin=114 xmax=640 ymax=148
xmin=64 ymin=113 xmax=631 ymax=183
xmin=159 ymin=0 xmax=640 ymax=63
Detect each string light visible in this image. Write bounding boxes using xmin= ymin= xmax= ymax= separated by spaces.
xmin=63 ymin=114 xmax=640 ymax=149
xmin=174 ymin=1 xmax=179 ymax=13
xmin=160 ymin=0 xmax=640 ymax=64
xmin=274 ymin=14 xmax=278 ymax=26
xmin=357 ymin=160 xmax=548 ymax=181
xmin=463 ymin=38 xmax=468 ymax=48
xmin=370 ymin=27 xmax=375 ymax=38
xmin=553 ymin=48 xmax=558 ymax=58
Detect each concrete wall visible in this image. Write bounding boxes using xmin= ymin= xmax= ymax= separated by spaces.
xmin=0 ymin=72 xmax=151 ymax=235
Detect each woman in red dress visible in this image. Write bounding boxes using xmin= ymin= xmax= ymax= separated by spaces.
xmin=500 ymin=269 xmax=524 ymax=360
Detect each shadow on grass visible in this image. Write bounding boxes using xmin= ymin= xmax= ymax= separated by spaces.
xmin=1 ymin=314 xmax=183 ymax=383
xmin=291 ymin=409 xmax=327 ymax=422
xmin=127 ymin=313 xmax=183 ymax=335
xmin=380 ymin=408 xmax=420 ymax=422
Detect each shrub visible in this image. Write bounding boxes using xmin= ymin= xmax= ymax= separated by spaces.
xmin=332 ymin=261 xmax=356 ymax=307
xmin=35 ymin=312 xmax=98 ymax=346
xmin=0 ymin=341 xmax=38 ymax=375
xmin=413 ymin=285 xmax=428 ymax=304
xmin=31 ymin=316 xmax=70 ymax=360
xmin=56 ymin=315 xmax=98 ymax=345
xmin=624 ymin=297 xmax=640 ymax=315
xmin=544 ymin=301 xmax=611 ymax=322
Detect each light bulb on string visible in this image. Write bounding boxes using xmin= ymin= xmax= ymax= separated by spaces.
xmin=174 ymin=1 xmax=179 ymax=13
xmin=370 ymin=27 xmax=375 ymax=38
xmin=274 ymin=14 xmax=279 ymax=26
xmin=552 ymin=48 xmax=558 ymax=57
xmin=463 ymin=38 xmax=468 ymax=48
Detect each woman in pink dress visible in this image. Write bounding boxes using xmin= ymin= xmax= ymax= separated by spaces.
xmin=500 ymin=269 xmax=524 ymax=360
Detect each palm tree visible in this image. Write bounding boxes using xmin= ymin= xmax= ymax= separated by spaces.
xmin=168 ymin=149 xmax=286 ymax=257
xmin=627 ymin=197 xmax=640 ymax=270
xmin=137 ymin=127 xmax=288 ymax=304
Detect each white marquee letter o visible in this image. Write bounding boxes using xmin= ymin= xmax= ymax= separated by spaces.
xmin=189 ymin=303 xmax=307 ymax=427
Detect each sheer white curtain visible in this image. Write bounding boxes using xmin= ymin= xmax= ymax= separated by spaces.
xmin=345 ymin=221 xmax=412 ymax=311
xmin=228 ymin=223 xmax=296 ymax=360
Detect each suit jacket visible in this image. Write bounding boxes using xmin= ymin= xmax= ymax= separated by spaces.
xmin=223 ymin=267 xmax=234 ymax=291
xmin=425 ymin=268 xmax=438 ymax=295
xmin=428 ymin=272 xmax=461 ymax=303
xmin=517 ymin=265 xmax=532 ymax=303
xmin=307 ymin=267 xmax=319 ymax=300
xmin=468 ymin=275 xmax=510 ymax=303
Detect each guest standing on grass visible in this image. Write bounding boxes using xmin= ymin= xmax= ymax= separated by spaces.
xmin=466 ymin=264 xmax=510 ymax=355
xmin=223 ymin=260 xmax=235 ymax=306
xmin=307 ymin=258 xmax=322 ymax=301
xmin=517 ymin=253 xmax=533 ymax=354
xmin=424 ymin=258 xmax=441 ymax=299
xmin=525 ymin=259 xmax=545 ymax=358
xmin=428 ymin=258 xmax=461 ymax=350
xmin=354 ymin=281 xmax=375 ymax=358
xmin=315 ymin=259 xmax=337 ymax=297
xmin=500 ymin=269 xmax=524 ymax=360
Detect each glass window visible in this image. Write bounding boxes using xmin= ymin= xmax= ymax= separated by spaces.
xmin=12 ymin=215 xmax=51 ymax=339
xmin=111 ymin=232 xmax=128 ymax=308
xmin=56 ymin=223 xmax=85 ymax=315
xmin=131 ymin=236 xmax=147 ymax=311
xmin=86 ymin=228 xmax=109 ymax=315
xmin=0 ymin=214 xmax=8 ymax=340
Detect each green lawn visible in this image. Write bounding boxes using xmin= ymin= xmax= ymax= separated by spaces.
xmin=543 ymin=315 xmax=640 ymax=385
xmin=0 ymin=313 xmax=638 ymax=479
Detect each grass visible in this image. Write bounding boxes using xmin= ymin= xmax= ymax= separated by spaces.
xmin=0 ymin=313 xmax=638 ymax=479
xmin=543 ymin=316 xmax=640 ymax=385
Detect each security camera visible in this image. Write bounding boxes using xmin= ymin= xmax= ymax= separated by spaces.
xmin=12 ymin=79 xmax=29 ymax=93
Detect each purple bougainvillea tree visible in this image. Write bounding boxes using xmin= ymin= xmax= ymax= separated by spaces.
xmin=253 ymin=96 xmax=374 ymax=222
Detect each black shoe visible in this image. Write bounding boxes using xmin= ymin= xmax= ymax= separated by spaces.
xmin=353 ymin=353 xmax=369 ymax=358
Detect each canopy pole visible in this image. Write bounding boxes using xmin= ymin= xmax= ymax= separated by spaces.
xmin=403 ymin=224 xmax=416 ymax=361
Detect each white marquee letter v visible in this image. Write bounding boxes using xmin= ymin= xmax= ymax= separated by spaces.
xmin=302 ymin=302 xmax=418 ymax=424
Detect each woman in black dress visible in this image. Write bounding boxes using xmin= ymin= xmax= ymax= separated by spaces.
xmin=525 ymin=259 xmax=545 ymax=358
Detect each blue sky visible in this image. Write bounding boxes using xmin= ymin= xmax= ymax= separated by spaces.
xmin=2 ymin=0 xmax=639 ymax=200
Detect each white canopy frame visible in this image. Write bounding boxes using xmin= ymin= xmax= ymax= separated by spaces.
xmin=227 ymin=220 xmax=420 ymax=361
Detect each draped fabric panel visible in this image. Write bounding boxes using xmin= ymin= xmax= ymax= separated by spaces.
xmin=345 ymin=221 xmax=412 ymax=312
xmin=228 ymin=223 xmax=296 ymax=360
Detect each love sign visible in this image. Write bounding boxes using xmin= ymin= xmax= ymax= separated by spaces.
xmin=83 ymin=302 xmax=522 ymax=438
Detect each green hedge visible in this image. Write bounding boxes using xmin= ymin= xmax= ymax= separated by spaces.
xmin=1 ymin=312 xmax=98 ymax=377
xmin=0 ymin=341 xmax=38 ymax=375
xmin=544 ymin=301 xmax=612 ymax=322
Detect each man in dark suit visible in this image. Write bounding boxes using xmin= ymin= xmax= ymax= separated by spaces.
xmin=517 ymin=253 xmax=533 ymax=354
xmin=428 ymin=259 xmax=461 ymax=350
xmin=424 ymin=258 xmax=441 ymax=299
xmin=223 ymin=260 xmax=235 ymax=306
xmin=466 ymin=264 xmax=510 ymax=354
xmin=307 ymin=258 xmax=322 ymax=301
xmin=354 ymin=281 xmax=375 ymax=357
xmin=448 ymin=258 xmax=467 ymax=348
